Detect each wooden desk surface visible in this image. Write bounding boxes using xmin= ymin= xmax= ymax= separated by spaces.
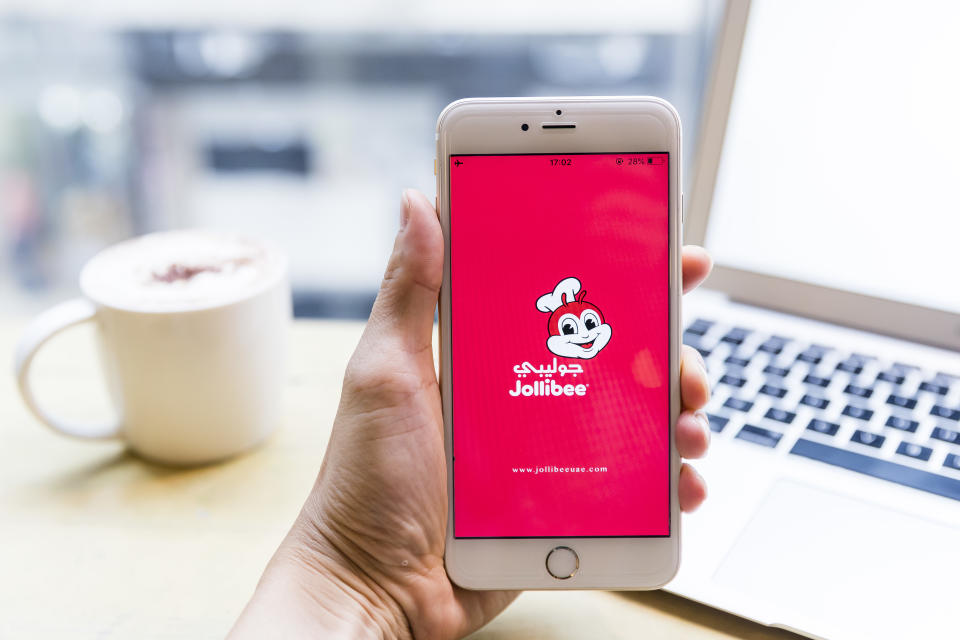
xmin=0 ymin=318 xmax=801 ymax=639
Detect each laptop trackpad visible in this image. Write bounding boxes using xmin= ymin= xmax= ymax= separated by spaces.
xmin=713 ymin=480 xmax=959 ymax=639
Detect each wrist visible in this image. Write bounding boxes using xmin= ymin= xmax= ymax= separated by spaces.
xmin=230 ymin=526 xmax=411 ymax=639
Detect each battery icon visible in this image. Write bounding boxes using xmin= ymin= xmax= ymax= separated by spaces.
xmin=649 ymin=155 xmax=665 ymax=165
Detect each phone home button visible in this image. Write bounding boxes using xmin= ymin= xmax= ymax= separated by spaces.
xmin=545 ymin=546 xmax=579 ymax=580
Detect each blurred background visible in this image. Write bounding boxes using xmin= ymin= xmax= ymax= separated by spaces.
xmin=0 ymin=0 xmax=722 ymax=318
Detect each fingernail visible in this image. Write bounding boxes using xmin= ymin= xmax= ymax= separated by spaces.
xmin=695 ymin=349 xmax=707 ymax=375
xmin=400 ymin=189 xmax=411 ymax=230
xmin=694 ymin=411 xmax=709 ymax=430
xmin=695 ymin=411 xmax=712 ymax=445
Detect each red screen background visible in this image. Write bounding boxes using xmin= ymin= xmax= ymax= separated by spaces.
xmin=451 ymin=153 xmax=670 ymax=538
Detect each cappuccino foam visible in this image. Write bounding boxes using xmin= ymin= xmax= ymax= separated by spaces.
xmin=80 ymin=230 xmax=284 ymax=312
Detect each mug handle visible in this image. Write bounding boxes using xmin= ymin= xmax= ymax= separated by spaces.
xmin=14 ymin=298 xmax=122 ymax=440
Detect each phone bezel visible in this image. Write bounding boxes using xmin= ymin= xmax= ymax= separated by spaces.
xmin=437 ymin=96 xmax=683 ymax=590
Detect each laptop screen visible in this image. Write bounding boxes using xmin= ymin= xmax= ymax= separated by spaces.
xmin=705 ymin=0 xmax=960 ymax=315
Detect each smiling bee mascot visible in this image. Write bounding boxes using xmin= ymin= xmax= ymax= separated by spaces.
xmin=536 ymin=277 xmax=612 ymax=360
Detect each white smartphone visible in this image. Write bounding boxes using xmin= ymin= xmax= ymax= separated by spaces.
xmin=436 ymin=97 xmax=683 ymax=589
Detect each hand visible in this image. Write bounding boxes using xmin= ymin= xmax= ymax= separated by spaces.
xmin=229 ymin=189 xmax=713 ymax=639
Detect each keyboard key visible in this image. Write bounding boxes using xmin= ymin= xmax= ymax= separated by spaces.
xmin=842 ymin=405 xmax=874 ymax=421
xmin=721 ymin=328 xmax=750 ymax=345
xmin=686 ymin=318 xmax=714 ymax=336
xmin=886 ymin=393 xmax=917 ymax=410
xmin=719 ymin=374 xmax=747 ymax=388
xmin=724 ymin=397 xmax=754 ymax=412
xmin=843 ymin=383 xmax=873 ymax=399
xmin=765 ymin=407 xmax=796 ymax=424
xmin=945 ymin=454 xmax=960 ymax=471
xmin=737 ymin=424 xmax=783 ymax=448
xmin=885 ymin=415 xmax=919 ymax=432
xmin=896 ymin=442 xmax=932 ymax=462
xmin=876 ymin=370 xmax=905 ymax=385
xmin=706 ymin=413 xmax=729 ymax=433
xmin=757 ymin=336 xmax=788 ymax=355
xmin=694 ymin=345 xmax=712 ymax=359
xmin=931 ymin=405 xmax=960 ymax=421
xmin=851 ymin=430 xmax=885 ymax=448
xmin=683 ymin=335 xmax=710 ymax=353
xmin=759 ymin=384 xmax=787 ymax=398
xmin=892 ymin=361 xmax=920 ymax=372
xmin=800 ymin=394 xmax=830 ymax=410
xmin=807 ymin=418 xmax=840 ymax=436
xmin=932 ymin=426 xmax=960 ymax=445
xmin=791 ymin=439 xmax=960 ymax=501
xmin=724 ymin=355 xmax=751 ymax=368
xmin=796 ymin=348 xmax=824 ymax=365
xmin=836 ymin=359 xmax=864 ymax=375
xmin=919 ymin=381 xmax=949 ymax=396
xmin=763 ymin=364 xmax=791 ymax=377
xmin=803 ymin=374 xmax=831 ymax=388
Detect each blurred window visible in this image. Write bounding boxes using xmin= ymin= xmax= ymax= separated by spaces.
xmin=0 ymin=2 xmax=721 ymax=317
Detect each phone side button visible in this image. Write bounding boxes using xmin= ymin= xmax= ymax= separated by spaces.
xmin=545 ymin=546 xmax=579 ymax=580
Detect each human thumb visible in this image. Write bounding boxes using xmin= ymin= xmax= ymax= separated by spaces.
xmin=363 ymin=188 xmax=443 ymax=357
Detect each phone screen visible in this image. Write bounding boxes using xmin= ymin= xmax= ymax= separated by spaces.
xmin=449 ymin=152 xmax=671 ymax=538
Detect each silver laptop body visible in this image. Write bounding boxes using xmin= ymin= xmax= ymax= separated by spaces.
xmin=671 ymin=2 xmax=960 ymax=638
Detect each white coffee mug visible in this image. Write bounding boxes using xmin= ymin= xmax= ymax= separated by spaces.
xmin=14 ymin=231 xmax=291 ymax=466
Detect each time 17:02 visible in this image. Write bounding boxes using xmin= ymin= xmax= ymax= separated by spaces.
xmin=550 ymin=158 xmax=572 ymax=166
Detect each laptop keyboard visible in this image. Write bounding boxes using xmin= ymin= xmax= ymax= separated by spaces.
xmin=685 ymin=318 xmax=960 ymax=501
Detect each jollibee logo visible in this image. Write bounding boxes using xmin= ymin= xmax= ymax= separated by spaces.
xmin=508 ymin=277 xmax=610 ymax=398
xmin=536 ymin=277 xmax=612 ymax=359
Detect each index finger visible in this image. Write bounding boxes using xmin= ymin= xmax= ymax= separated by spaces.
xmin=682 ymin=246 xmax=713 ymax=294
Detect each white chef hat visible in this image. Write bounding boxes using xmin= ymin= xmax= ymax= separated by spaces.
xmin=536 ymin=277 xmax=582 ymax=313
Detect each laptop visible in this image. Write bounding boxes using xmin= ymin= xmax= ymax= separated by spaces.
xmin=670 ymin=1 xmax=960 ymax=638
